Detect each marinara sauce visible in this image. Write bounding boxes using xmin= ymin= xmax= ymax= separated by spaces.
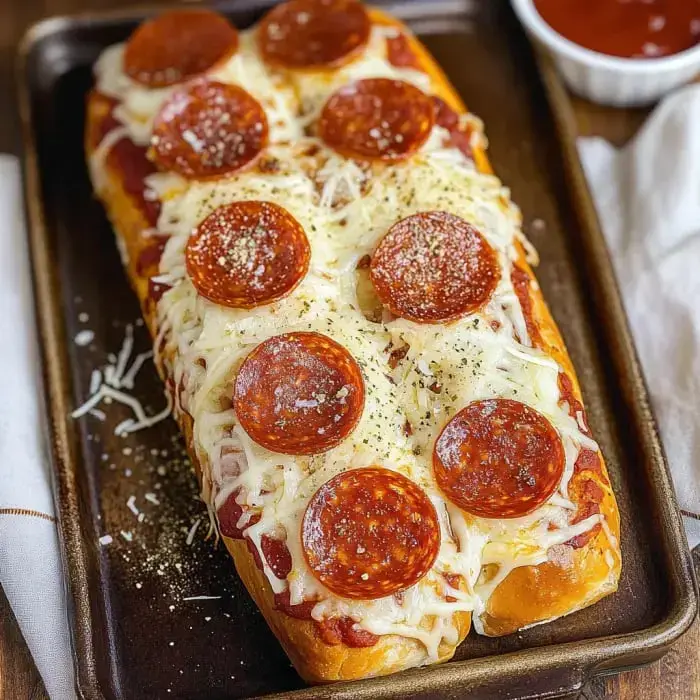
xmin=534 ymin=0 xmax=700 ymax=59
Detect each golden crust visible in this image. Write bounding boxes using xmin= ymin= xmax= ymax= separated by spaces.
xmin=225 ymin=535 xmax=469 ymax=682
xmin=85 ymin=4 xmax=620 ymax=682
xmin=481 ymin=483 xmax=620 ymax=636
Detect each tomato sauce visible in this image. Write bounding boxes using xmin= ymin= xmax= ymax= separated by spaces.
xmin=443 ymin=572 xmax=464 ymax=603
xmin=565 ymin=478 xmax=604 ymax=549
xmin=510 ymin=264 xmax=542 ymax=348
xmin=317 ymin=617 xmax=380 ymax=647
xmin=273 ymin=590 xmax=317 ymax=619
xmin=432 ymin=97 xmax=474 ymax=161
xmin=556 ymin=372 xmax=608 ymax=548
xmin=136 ymin=234 xmax=169 ymax=276
xmin=269 ymin=550 xmax=380 ymax=647
xmin=386 ymin=32 xmax=421 ymax=69
xmin=147 ymin=279 xmax=171 ymax=308
xmin=108 ymin=138 xmax=161 ymax=227
xmin=260 ymin=534 xmax=292 ymax=579
xmin=216 ymin=491 xmax=379 ymax=648
xmin=92 ymin=93 xmax=161 ymax=227
xmin=534 ymin=0 xmax=700 ymax=59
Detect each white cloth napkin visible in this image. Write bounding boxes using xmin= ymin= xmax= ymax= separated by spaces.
xmin=0 ymin=155 xmax=76 ymax=699
xmin=578 ymin=84 xmax=700 ymax=549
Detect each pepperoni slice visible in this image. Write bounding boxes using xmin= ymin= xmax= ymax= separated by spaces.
xmin=258 ymin=0 xmax=370 ymax=69
xmin=318 ymin=78 xmax=435 ymax=161
xmin=370 ymin=211 xmax=499 ymax=323
xmin=124 ymin=10 xmax=239 ymax=88
xmin=151 ymin=80 xmax=268 ymax=179
xmin=185 ymin=201 xmax=310 ymax=308
xmin=233 ymin=332 xmax=365 ymax=455
xmin=302 ymin=467 xmax=440 ymax=599
xmin=433 ymin=399 xmax=565 ymax=519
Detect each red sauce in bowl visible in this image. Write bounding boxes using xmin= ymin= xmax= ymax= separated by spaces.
xmin=534 ymin=0 xmax=700 ymax=59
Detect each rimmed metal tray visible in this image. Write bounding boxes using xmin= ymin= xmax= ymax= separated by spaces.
xmin=17 ymin=0 xmax=697 ymax=698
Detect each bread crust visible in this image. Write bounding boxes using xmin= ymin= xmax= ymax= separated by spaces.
xmin=85 ymin=5 xmax=620 ymax=682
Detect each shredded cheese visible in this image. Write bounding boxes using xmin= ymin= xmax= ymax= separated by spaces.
xmin=88 ymin=16 xmax=614 ymax=659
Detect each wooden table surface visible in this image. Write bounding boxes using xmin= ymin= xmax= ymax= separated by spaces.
xmin=0 ymin=2 xmax=698 ymax=699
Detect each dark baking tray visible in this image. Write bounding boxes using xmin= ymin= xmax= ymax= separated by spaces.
xmin=17 ymin=0 xmax=697 ymax=698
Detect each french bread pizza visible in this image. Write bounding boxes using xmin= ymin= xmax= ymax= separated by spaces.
xmin=85 ymin=1 xmax=621 ymax=683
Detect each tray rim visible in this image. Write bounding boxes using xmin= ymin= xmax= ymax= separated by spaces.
xmin=15 ymin=3 xmax=698 ymax=699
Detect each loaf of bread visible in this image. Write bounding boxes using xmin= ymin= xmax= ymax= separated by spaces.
xmin=86 ymin=1 xmax=621 ymax=683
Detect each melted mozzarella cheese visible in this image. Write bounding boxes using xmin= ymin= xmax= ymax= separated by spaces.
xmin=94 ymin=34 xmax=301 ymax=147
xmin=91 ymin=18 xmax=609 ymax=657
xmin=292 ymin=26 xmax=434 ymax=119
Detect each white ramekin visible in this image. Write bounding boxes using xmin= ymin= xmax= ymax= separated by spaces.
xmin=511 ymin=0 xmax=700 ymax=107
